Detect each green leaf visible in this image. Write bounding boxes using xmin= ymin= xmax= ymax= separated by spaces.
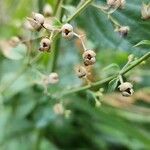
xmin=134 ymin=40 xmax=150 ymax=47
xmin=77 ymin=0 xmax=150 ymax=54
xmin=108 ymin=77 xmax=119 ymax=92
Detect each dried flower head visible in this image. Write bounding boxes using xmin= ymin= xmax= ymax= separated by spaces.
xmin=107 ymin=0 xmax=126 ymax=9
xmin=43 ymin=4 xmax=53 ymax=17
xmin=39 ymin=37 xmax=51 ymax=52
xmin=141 ymin=3 xmax=150 ymax=20
xmin=61 ymin=23 xmax=74 ymax=39
xmin=118 ymin=82 xmax=134 ymax=97
xmin=27 ymin=12 xmax=45 ymax=31
xmin=82 ymin=50 xmax=96 ymax=66
xmin=76 ymin=66 xmax=87 ymax=78
xmin=115 ymin=26 xmax=130 ymax=37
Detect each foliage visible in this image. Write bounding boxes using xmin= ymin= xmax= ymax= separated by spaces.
xmin=0 ymin=0 xmax=150 ymax=150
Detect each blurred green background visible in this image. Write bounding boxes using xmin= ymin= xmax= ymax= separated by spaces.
xmin=0 ymin=0 xmax=150 ymax=150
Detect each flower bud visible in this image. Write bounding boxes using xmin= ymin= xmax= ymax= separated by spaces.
xmin=27 ymin=12 xmax=45 ymax=31
xmin=76 ymin=66 xmax=87 ymax=78
xmin=116 ymin=26 xmax=130 ymax=37
xmin=61 ymin=23 xmax=74 ymax=39
xmin=141 ymin=3 xmax=150 ymax=20
xmin=82 ymin=50 xmax=96 ymax=66
xmin=39 ymin=37 xmax=51 ymax=52
xmin=118 ymin=82 xmax=134 ymax=97
xmin=43 ymin=4 xmax=53 ymax=17
xmin=107 ymin=0 xmax=126 ymax=9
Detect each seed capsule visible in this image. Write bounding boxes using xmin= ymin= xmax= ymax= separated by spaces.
xmin=27 ymin=12 xmax=45 ymax=31
xmin=76 ymin=66 xmax=87 ymax=78
xmin=118 ymin=82 xmax=134 ymax=97
xmin=107 ymin=0 xmax=126 ymax=9
xmin=39 ymin=38 xmax=51 ymax=52
xmin=43 ymin=4 xmax=53 ymax=17
xmin=82 ymin=50 xmax=96 ymax=66
xmin=116 ymin=26 xmax=130 ymax=37
xmin=141 ymin=3 xmax=150 ymax=20
xmin=61 ymin=23 xmax=74 ymax=39
xmin=48 ymin=73 xmax=59 ymax=84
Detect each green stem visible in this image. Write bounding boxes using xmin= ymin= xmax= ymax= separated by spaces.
xmin=51 ymin=0 xmax=93 ymax=72
xmin=66 ymin=0 xmax=93 ymax=23
xmin=60 ymin=52 xmax=150 ymax=97
xmin=50 ymin=0 xmax=64 ymax=72
xmin=38 ymin=0 xmax=44 ymax=13
xmin=50 ymin=37 xmax=61 ymax=72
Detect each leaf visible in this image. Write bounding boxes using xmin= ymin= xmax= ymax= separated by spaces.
xmin=134 ymin=40 xmax=150 ymax=47
xmin=77 ymin=0 xmax=150 ymax=54
xmin=108 ymin=77 xmax=119 ymax=92
xmin=0 ymin=41 xmax=27 ymax=60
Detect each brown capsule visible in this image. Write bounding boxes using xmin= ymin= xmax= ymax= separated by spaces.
xmin=118 ymin=82 xmax=134 ymax=97
xmin=61 ymin=23 xmax=74 ymax=39
xmin=76 ymin=66 xmax=87 ymax=78
xmin=116 ymin=26 xmax=130 ymax=37
xmin=27 ymin=12 xmax=45 ymax=31
xmin=39 ymin=38 xmax=51 ymax=52
xmin=82 ymin=50 xmax=96 ymax=66
xmin=107 ymin=0 xmax=126 ymax=9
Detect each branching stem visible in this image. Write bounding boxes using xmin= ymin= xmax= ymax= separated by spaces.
xmin=60 ymin=52 xmax=150 ymax=97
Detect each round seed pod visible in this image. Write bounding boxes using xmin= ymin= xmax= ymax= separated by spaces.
xmin=107 ymin=0 xmax=126 ymax=9
xmin=118 ymin=82 xmax=134 ymax=97
xmin=39 ymin=37 xmax=51 ymax=52
xmin=48 ymin=72 xmax=59 ymax=84
xmin=32 ymin=12 xmax=45 ymax=25
xmin=116 ymin=26 xmax=130 ymax=37
xmin=27 ymin=12 xmax=45 ymax=31
xmin=61 ymin=23 xmax=74 ymax=39
xmin=43 ymin=4 xmax=53 ymax=17
xmin=76 ymin=66 xmax=87 ymax=78
xmin=82 ymin=50 xmax=96 ymax=66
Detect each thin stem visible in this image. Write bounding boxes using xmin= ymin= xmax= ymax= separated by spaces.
xmin=51 ymin=0 xmax=93 ymax=72
xmin=92 ymin=4 xmax=121 ymax=28
xmin=66 ymin=0 xmax=93 ymax=23
xmin=50 ymin=37 xmax=61 ymax=72
xmin=119 ymin=75 xmax=124 ymax=84
xmin=74 ymin=32 xmax=87 ymax=51
xmin=56 ymin=0 xmax=64 ymax=19
xmin=38 ymin=0 xmax=44 ymax=13
xmin=120 ymin=52 xmax=150 ymax=74
xmin=60 ymin=52 xmax=150 ymax=97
